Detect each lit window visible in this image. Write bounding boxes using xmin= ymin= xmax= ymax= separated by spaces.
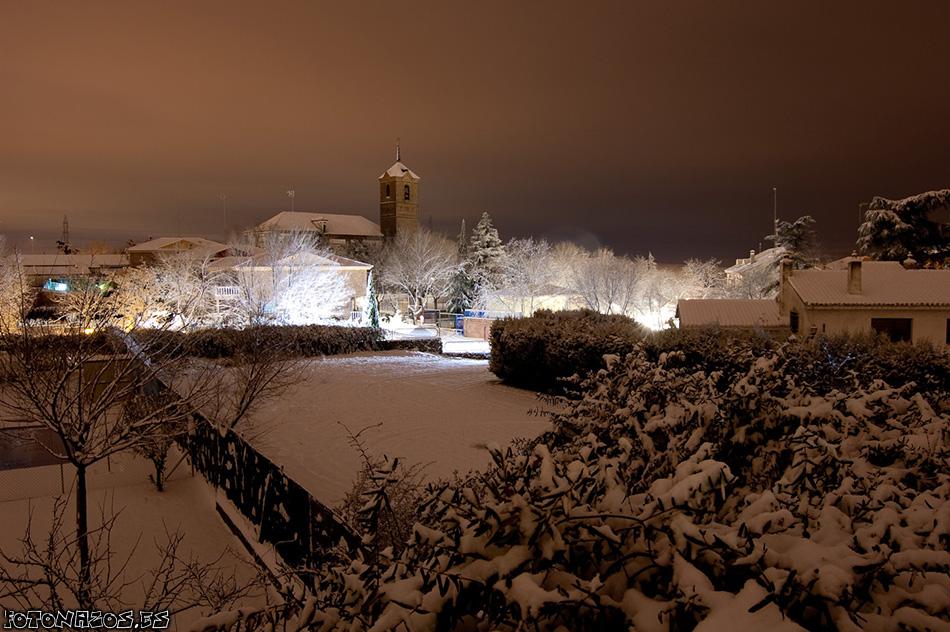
xmin=385 ymin=184 xmax=391 ymax=198
xmin=404 ymin=184 xmax=411 ymax=201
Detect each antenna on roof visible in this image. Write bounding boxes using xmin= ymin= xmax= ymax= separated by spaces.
xmin=286 ymin=188 xmax=295 ymax=213
xmin=772 ymin=186 xmax=778 ymax=234
xmin=396 ymin=138 xmax=401 ymax=162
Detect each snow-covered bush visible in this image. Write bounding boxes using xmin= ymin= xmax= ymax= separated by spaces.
xmin=192 ymin=335 xmax=949 ymax=632
xmin=489 ymin=309 xmax=646 ymax=393
xmin=134 ymin=324 xmax=382 ymax=359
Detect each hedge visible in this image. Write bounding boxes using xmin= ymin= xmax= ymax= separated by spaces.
xmin=488 ymin=309 xmax=646 ymax=392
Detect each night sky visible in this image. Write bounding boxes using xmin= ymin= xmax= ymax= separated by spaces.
xmin=2 ymin=1 xmax=949 ymax=262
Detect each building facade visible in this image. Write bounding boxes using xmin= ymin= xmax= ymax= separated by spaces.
xmin=780 ymin=259 xmax=950 ymax=345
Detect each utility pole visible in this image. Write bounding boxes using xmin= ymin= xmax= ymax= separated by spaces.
xmin=217 ymin=194 xmax=228 ymax=228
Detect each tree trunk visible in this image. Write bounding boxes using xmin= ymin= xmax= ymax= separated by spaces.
xmin=153 ymin=457 xmax=166 ymax=492
xmin=75 ymin=463 xmax=90 ymax=606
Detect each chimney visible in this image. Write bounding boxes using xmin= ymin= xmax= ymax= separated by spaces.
xmin=749 ymin=249 xmax=756 ymax=262
xmin=779 ymin=257 xmax=794 ymax=312
xmin=847 ymin=259 xmax=862 ymax=294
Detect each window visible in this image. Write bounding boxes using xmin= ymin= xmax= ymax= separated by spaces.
xmin=385 ymin=184 xmax=391 ymax=198
xmin=871 ymin=318 xmax=912 ymax=343
xmin=789 ymin=310 xmax=799 ymax=334
xmin=404 ymin=184 xmax=411 ymax=201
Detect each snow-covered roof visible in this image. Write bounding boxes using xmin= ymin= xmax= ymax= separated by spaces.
xmin=725 ymin=246 xmax=786 ymax=275
xmin=788 ymin=261 xmax=950 ymax=307
xmin=254 ymin=212 xmax=383 ymax=238
xmin=17 ymin=254 xmax=129 ymax=276
xmin=676 ymin=299 xmax=786 ymax=328
xmin=126 ymin=237 xmax=230 ymax=255
xmin=379 ymin=161 xmax=420 ymax=180
xmin=211 ymin=251 xmax=371 ymax=272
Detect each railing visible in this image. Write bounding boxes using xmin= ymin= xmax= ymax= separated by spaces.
xmin=113 ymin=331 xmax=360 ymax=590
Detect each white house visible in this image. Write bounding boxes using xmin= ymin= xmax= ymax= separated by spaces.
xmin=780 ymin=259 xmax=950 ymax=344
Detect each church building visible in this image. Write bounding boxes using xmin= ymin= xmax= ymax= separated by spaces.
xmin=250 ymin=145 xmax=420 ymax=248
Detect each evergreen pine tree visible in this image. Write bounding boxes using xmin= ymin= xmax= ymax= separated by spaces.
xmin=448 ymin=220 xmax=475 ymax=313
xmin=468 ymin=212 xmax=505 ymax=300
xmin=857 ymin=190 xmax=950 ymax=265
xmin=768 ymin=215 xmax=818 ymax=269
xmin=365 ymin=270 xmax=380 ymax=329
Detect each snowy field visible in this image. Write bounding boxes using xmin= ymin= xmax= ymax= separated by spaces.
xmin=244 ymin=351 xmax=548 ymax=505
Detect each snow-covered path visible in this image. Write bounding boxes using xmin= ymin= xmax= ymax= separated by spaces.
xmin=244 ymin=351 xmax=548 ymax=505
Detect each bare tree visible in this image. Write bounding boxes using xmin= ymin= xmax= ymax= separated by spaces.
xmin=573 ymin=248 xmax=643 ymax=316
xmin=0 ymin=495 xmax=266 ymax=615
xmin=380 ymin=229 xmax=456 ymax=323
xmin=0 ymin=284 xmax=222 ymax=603
xmin=0 ymin=238 xmax=34 ymax=329
xmin=679 ymin=258 xmax=726 ymax=299
xmin=110 ymin=254 xmax=222 ymax=331
xmin=488 ymin=238 xmax=557 ymax=315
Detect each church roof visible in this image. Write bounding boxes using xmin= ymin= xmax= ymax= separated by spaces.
xmin=255 ymin=211 xmax=382 ymax=238
xmin=379 ymin=161 xmax=420 ymax=180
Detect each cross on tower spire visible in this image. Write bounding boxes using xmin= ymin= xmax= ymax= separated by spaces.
xmin=396 ymin=138 xmax=401 ymax=162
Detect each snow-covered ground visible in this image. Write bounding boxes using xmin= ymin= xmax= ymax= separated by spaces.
xmin=0 ymin=453 xmax=266 ymax=630
xmin=244 ymin=351 xmax=547 ymax=505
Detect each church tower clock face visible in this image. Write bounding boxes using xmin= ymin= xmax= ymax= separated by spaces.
xmin=379 ymin=141 xmax=420 ymax=239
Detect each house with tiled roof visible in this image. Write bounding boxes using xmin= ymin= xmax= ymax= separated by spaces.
xmin=675 ymin=299 xmax=787 ymax=333
xmin=780 ymin=259 xmax=950 ymax=344
xmin=126 ymin=237 xmax=234 ymax=266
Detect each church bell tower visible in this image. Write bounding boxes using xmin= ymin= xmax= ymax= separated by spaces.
xmin=379 ymin=141 xmax=420 ymax=238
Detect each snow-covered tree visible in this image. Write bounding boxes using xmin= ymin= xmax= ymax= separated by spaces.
xmin=768 ymin=215 xmax=818 ymax=269
xmin=0 ymin=307 xmax=225 ymax=604
xmin=489 ymin=237 xmax=556 ymax=315
xmin=222 ymin=232 xmax=351 ymax=327
xmin=679 ymin=258 xmax=726 ymax=299
xmin=364 ymin=269 xmax=380 ymax=328
xmin=857 ymin=189 xmax=950 ymax=266
xmin=573 ymin=248 xmax=643 ymax=317
xmin=0 ymin=238 xmax=33 ymax=330
xmin=467 ymin=212 xmax=505 ymax=296
xmin=108 ymin=252 xmax=224 ymax=331
xmin=447 ymin=220 xmax=476 ymax=313
xmin=381 ymin=229 xmax=457 ymax=323
xmin=731 ymin=261 xmax=779 ymax=299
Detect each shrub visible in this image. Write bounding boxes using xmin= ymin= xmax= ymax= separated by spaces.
xmin=132 ymin=324 xmax=382 ymax=359
xmin=489 ymin=309 xmax=646 ymax=392
xmin=195 ymin=335 xmax=950 ymax=631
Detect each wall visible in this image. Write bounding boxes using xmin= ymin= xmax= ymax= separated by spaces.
xmin=464 ymin=317 xmax=493 ymax=340
xmin=784 ymin=289 xmax=948 ymax=344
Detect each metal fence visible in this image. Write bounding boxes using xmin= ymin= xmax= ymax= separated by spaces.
xmin=182 ymin=415 xmax=360 ymax=586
